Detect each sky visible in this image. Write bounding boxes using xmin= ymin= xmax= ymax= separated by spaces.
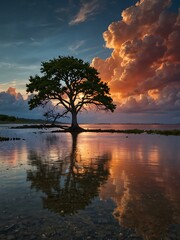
xmin=0 ymin=0 xmax=180 ymax=123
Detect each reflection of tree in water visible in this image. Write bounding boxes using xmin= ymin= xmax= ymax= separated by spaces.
xmin=27 ymin=132 xmax=110 ymax=215
xmin=103 ymin=160 xmax=180 ymax=239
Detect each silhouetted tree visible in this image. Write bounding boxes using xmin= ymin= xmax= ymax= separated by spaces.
xmin=43 ymin=105 xmax=69 ymax=126
xmin=26 ymin=56 xmax=116 ymax=130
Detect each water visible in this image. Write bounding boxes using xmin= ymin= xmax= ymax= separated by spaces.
xmin=0 ymin=124 xmax=180 ymax=239
xmin=81 ymin=123 xmax=180 ymax=130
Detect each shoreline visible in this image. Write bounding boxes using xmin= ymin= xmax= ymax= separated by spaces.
xmin=9 ymin=124 xmax=180 ymax=135
xmin=0 ymin=124 xmax=180 ymax=141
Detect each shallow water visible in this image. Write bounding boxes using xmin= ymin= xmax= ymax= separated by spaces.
xmin=0 ymin=124 xmax=180 ymax=239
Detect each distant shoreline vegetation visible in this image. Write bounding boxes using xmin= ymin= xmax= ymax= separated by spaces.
xmin=0 ymin=114 xmax=46 ymax=124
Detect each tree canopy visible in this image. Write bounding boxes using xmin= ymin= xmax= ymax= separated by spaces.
xmin=26 ymin=56 xmax=116 ymax=130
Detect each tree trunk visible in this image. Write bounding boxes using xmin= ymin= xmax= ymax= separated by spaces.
xmin=70 ymin=111 xmax=80 ymax=130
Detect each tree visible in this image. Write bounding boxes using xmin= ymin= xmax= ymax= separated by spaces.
xmin=26 ymin=56 xmax=116 ymax=130
xmin=43 ymin=105 xmax=69 ymax=126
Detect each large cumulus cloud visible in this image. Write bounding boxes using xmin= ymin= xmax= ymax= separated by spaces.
xmin=92 ymin=0 xmax=180 ymax=115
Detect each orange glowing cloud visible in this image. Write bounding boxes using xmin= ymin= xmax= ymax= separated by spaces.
xmin=92 ymin=0 xmax=180 ymax=113
xmin=6 ymin=87 xmax=23 ymax=100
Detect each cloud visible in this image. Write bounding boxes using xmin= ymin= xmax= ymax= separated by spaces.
xmin=68 ymin=40 xmax=85 ymax=53
xmin=92 ymin=0 xmax=180 ymax=115
xmin=102 ymin=0 xmax=171 ymax=49
xmin=0 ymin=87 xmax=70 ymax=121
xmin=2 ymin=41 xmax=25 ymax=48
xmin=69 ymin=0 xmax=99 ymax=25
xmin=119 ymin=85 xmax=180 ymax=114
xmin=0 ymin=87 xmax=44 ymax=119
xmin=0 ymin=61 xmax=39 ymax=72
